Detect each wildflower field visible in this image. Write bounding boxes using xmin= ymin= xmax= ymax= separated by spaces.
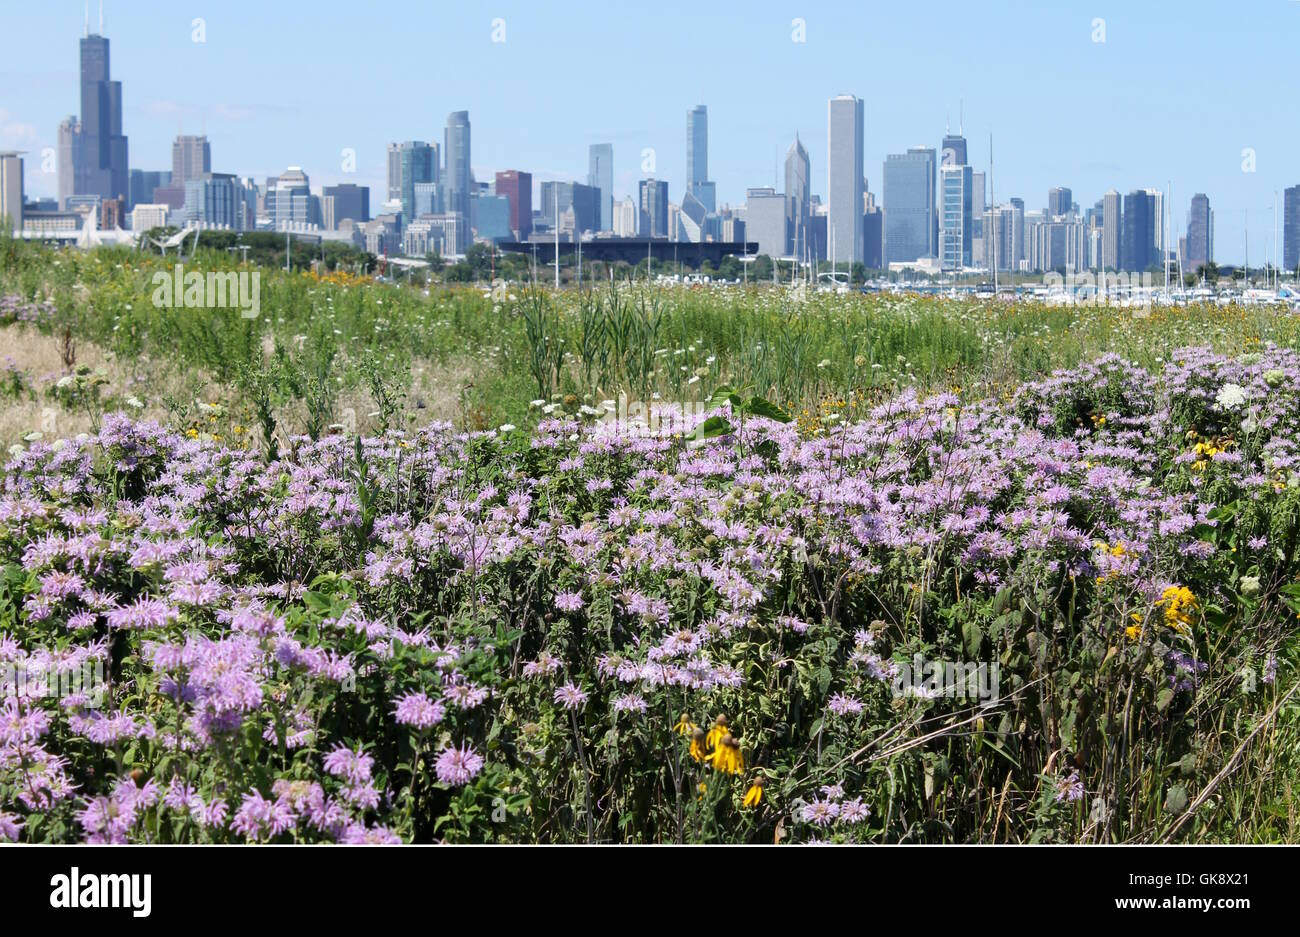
xmin=2 ymin=241 xmax=1300 ymax=843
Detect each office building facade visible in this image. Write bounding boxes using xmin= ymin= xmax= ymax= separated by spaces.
xmin=587 ymin=144 xmax=613 ymax=231
xmin=883 ymin=147 xmax=937 ymax=264
xmin=828 ymin=95 xmax=865 ymax=264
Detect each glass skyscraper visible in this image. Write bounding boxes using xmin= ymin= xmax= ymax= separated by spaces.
xmin=395 ymin=142 xmax=436 ymax=222
xmin=785 ymin=135 xmax=811 ymax=261
xmin=1122 ymin=190 xmax=1157 ymax=272
xmin=1184 ymin=193 xmax=1213 ymax=270
xmin=1284 ymin=185 xmax=1299 ymax=273
xmin=686 ymin=107 xmax=715 ymax=214
xmin=940 ymin=164 xmax=973 ymax=270
xmin=882 ymin=147 xmax=936 ymax=265
xmin=1048 ymin=187 xmax=1073 ymax=218
xmin=587 ymin=144 xmax=613 ymax=231
xmin=444 ymin=111 xmax=472 ymax=222
xmin=639 ymin=178 xmax=669 ymax=237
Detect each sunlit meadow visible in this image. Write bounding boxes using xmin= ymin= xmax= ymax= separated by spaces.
xmin=2 ymin=240 xmax=1299 ymax=843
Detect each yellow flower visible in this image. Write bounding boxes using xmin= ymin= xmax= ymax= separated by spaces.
xmin=1159 ymin=585 xmax=1197 ymax=630
xmin=742 ymin=777 xmax=765 ymax=808
xmin=708 ymin=734 xmax=744 ymax=775
xmin=672 ymin=713 xmax=696 ymax=737
xmin=689 ymin=728 xmax=708 ymax=763
xmin=705 ymin=714 xmax=729 ymax=752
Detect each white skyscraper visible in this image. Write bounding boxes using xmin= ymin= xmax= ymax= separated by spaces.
xmin=0 ymin=152 xmax=23 ymax=234
xmin=828 ymin=95 xmax=864 ymax=266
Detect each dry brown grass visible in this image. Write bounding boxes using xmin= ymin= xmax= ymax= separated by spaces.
xmin=2 ymin=323 xmax=491 ymax=450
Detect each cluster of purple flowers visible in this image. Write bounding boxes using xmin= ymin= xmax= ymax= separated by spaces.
xmin=2 ymin=344 xmax=1298 ymax=842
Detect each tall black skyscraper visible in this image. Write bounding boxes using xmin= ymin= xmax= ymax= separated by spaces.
xmin=1185 ymin=193 xmax=1213 ymax=270
xmin=75 ymin=15 xmax=128 ymax=203
xmin=1122 ymin=190 xmax=1156 ymax=272
xmin=940 ymin=132 xmax=967 ymax=168
xmin=1285 ymin=185 xmax=1300 ymax=273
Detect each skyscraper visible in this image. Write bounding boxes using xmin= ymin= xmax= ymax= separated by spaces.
xmin=1122 ymin=190 xmax=1157 ymax=272
xmin=494 ymin=170 xmax=532 ymax=240
xmin=128 ymin=169 xmax=170 ymax=211
xmin=744 ymin=187 xmax=788 ymax=259
xmin=686 ymin=106 xmax=715 ymax=213
xmin=393 ymin=142 xmax=436 ymax=222
xmin=57 ymin=117 xmax=82 ymax=209
xmin=444 ymin=111 xmax=472 ymax=221
xmin=940 ymin=131 xmax=967 ymax=169
xmin=828 ymin=95 xmax=865 ymax=265
xmin=172 ymin=135 xmax=212 ymax=185
xmin=639 ymin=178 xmax=669 ymax=237
xmin=939 ymin=164 xmax=973 ymax=270
xmin=970 ymin=170 xmax=986 ymax=264
xmin=612 ymin=197 xmax=638 ymax=237
xmin=0 ymin=152 xmax=23 ymax=234
xmin=1102 ymin=190 xmax=1121 ymax=271
xmin=323 ymin=184 xmax=370 ymax=225
xmin=74 ymin=19 xmax=128 ymax=203
xmin=1285 ymin=185 xmax=1300 ymax=273
xmin=882 ymin=147 xmax=937 ymax=265
xmin=785 ymin=135 xmax=810 ymax=261
xmin=386 ymin=144 xmax=402 ymax=202
xmin=587 ymin=144 xmax=613 ymax=231
xmin=1010 ymin=197 xmax=1025 ymax=271
xmin=1148 ymin=188 xmax=1166 ymax=255
xmin=864 ymin=190 xmax=883 ymax=269
xmin=1048 ymin=187 xmax=1073 ymax=219
xmin=183 ymin=172 xmax=241 ymax=229
xmin=540 ymin=181 xmax=600 ymax=235
xmin=1185 ymin=193 xmax=1213 ymax=270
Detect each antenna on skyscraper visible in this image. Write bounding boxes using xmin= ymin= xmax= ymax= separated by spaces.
xmin=99 ymin=0 xmax=104 ymax=35
xmin=990 ymin=132 xmax=996 ymax=294
xmin=959 ymin=100 xmax=963 ymax=135
xmin=84 ymin=1 xmax=89 ymax=37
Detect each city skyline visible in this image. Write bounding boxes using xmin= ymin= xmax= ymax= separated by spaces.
xmin=2 ymin=2 xmax=1299 ymax=264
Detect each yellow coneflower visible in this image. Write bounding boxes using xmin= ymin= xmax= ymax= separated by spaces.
xmin=672 ymin=713 xmax=696 ymax=737
xmin=709 ymin=734 xmax=744 ymax=775
xmin=689 ymin=727 xmax=708 ymax=763
xmin=705 ymin=714 xmax=729 ymax=751
xmin=742 ymin=776 xmax=765 ymax=808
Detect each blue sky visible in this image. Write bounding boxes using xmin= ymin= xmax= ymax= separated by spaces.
xmin=1 ymin=0 xmax=1296 ymax=263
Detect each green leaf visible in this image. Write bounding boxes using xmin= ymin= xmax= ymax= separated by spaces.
xmin=1165 ymin=784 xmax=1189 ymax=814
xmin=708 ymin=385 xmax=741 ymax=409
xmin=743 ymin=395 xmax=791 ymax=423
xmin=697 ymin=416 xmax=733 ymax=438
xmin=302 ymin=590 xmax=332 ymax=612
